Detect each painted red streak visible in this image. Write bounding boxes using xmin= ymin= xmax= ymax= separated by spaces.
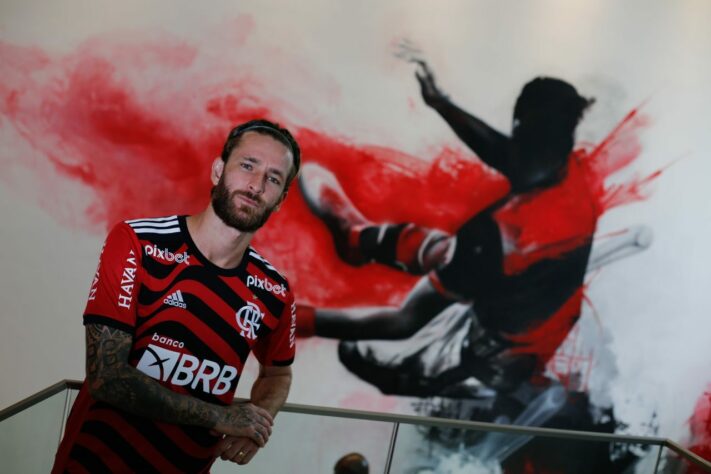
xmin=506 ymin=288 xmax=583 ymax=365
xmin=688 ymin=386 xmax=711 ymax=467
xmin=0 ymin=38 xmax=656 ymax=311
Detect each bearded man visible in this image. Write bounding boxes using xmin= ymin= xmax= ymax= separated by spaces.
xmin=53 ymin=119 xmax=300 ymax=473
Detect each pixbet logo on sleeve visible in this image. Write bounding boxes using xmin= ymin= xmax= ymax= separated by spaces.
xmin=135 ymin=334 xmax=238 ymax=395
xmin=145 ymin=245 xmax=191 ymax=265
xmin=246 ymin=275 xmax=286 ymax=297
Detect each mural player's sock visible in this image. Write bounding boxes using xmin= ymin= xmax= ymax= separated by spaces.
xmin=337 ymin=224 xmax=369 ymax=265
xmin=358 ymin=223 xmax=449 ymax=274
xmin=295 ymin=304 xmax=317 ymax=337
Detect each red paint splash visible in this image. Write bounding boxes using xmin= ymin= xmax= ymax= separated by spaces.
xmin=0 ymin=35 xmax=656 ymax=311
xmin=544 ymin=323 xmax=594 ymax=392
xmin=507 ymin=288 xmax=584 ymax=361
xmin=688 ymin=385 xmax=711 ymax=467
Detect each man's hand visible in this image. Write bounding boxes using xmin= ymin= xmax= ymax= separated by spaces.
xmin=414 ymin=60 xmax=449 ymax=108
xmin=212 ymin=364 xmax=293 ymax=465
xmin=213 ymin=402 xmax=273 ymax=447
xmin=214 ymin=436 xmax=260 ymax=465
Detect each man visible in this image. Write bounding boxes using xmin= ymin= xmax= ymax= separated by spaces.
xmin=53 ymin=119 xmax=301 ymax=473
xmin=334 ymin=452 xmax=369 ymax=474
xmin=297 ymin=61 xmax=597 ymax=398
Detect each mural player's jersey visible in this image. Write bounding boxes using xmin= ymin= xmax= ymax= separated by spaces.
xmin=429 ymin=158 xmax=596 ymax=388
xmin=53 ymin=215 xmax=296 ymax=473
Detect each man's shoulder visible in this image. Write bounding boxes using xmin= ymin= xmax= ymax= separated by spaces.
xmin=103 ymin=215 xmax=184 ymax=255
xmin=245 ymin=246 xmax=289 ymax=287
xmin=122 ymin=215 xmax=182 ymax=237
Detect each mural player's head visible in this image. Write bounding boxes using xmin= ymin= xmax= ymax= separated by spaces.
xmin=511 ymin=77 xmax=593 ymax=187
xmin=211 ymin=119 xmax=301 ymax=232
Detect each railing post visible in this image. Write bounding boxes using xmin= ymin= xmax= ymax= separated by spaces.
xmin=653 ymin=444 xmax=663 ymax=473
xmin=58 ymin=387 xmax=72 ymax=447
xmin=384 ymin=421 xmax=399 ymax=474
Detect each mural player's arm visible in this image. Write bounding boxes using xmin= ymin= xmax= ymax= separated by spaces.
xmin=85 ymin=323 xmax=274 ymax=446
xmin=315 ymin=276 xmax=453 ymax=340
xmin=415 ymin=61 xmax=510 ymax=173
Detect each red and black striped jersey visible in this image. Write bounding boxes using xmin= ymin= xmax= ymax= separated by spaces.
xmin=53 ymin=215 xmax=296 ymax=473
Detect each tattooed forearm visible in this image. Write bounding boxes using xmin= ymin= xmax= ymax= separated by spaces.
xmin=85 ymin=324 xmax=274 ymax=444
xmin=85 ymin=324 xmax=219 ymax=430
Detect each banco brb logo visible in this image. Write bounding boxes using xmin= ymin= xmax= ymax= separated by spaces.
xmin=236 ymin=302 xmax=264 ymax=340
xmin=136 ymin=343 xmax=237 ymax=396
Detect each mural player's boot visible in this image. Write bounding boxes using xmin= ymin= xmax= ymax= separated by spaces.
xmin=338 ymin=341 xmax=444 ymax=397
xmin=299 ymin=163 xmax=371 ymax=265
xmin=338 ymin=341 xmax=402 ymax=394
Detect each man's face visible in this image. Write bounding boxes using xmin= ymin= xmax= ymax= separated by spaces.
xmin=211 ymin=132 xmax=293 ymax=232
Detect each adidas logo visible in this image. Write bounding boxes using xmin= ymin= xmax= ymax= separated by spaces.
xmin=164 ymin=290 xmax=187 ymax=309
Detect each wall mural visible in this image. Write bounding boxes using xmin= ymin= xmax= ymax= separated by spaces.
xmin=1 ymin=5 xmax=709 ymax=473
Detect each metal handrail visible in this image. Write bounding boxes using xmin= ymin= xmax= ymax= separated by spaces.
xmin=0 ymin=380 xmax=73 ymax=422
xmin=284 ymin=401 xmax=667 ymax=444
xmin=665 ymin=439 xmax=711 ymax=471
xmin=2 ymin=379 xmax=709 ymax=471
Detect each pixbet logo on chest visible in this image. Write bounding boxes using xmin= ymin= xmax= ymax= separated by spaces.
xmin=145 ymin=245 xmax=190 ymax=265
xmin=246 ymin=275 xmax=286 ymax=297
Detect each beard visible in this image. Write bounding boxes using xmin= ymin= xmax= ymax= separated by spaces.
xmin=211 ymin=177 xmax=278 ymax=233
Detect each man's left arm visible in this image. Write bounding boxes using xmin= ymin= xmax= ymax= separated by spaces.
xmin=250 ymin=364 xmax=293 ymax=416
xmin=215 ymin=365 xmax=292 ymax=464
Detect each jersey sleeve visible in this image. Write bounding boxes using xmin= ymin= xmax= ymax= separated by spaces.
xmin=83 ymin=222 xmax=143 ymax=333
xmin=252 ymin=289 xmax=296 ymax=367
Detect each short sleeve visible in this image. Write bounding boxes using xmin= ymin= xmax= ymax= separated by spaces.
xmin=252 ymin=289 xmax=296 ymax=367
xmin=83 ymin=222 xmax=143 ymax=333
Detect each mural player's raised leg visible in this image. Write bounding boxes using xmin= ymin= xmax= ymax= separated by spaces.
xmin=297 ymin=163 xmax=455 ymax=339
xmin=298 ymin=163 xmax=372 ymax=266
xmin=299 ymin=163 xmax=451 ymax=274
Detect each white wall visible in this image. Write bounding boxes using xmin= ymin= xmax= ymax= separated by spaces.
xmin=1 ymin=0 xmax=710 ymax=451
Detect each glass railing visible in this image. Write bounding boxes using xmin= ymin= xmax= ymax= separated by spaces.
xmin=1 ymin=380 xmax=709 ymax=473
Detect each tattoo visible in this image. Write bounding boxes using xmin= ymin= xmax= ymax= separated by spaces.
xmin=222 ymin=405 xmax=263 ymax=431
xmin=85 ymin=324 xmax=219 ymax=430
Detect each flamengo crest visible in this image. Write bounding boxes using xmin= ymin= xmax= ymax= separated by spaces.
xmin=236 ymin=301 xmax=264 ymax=340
